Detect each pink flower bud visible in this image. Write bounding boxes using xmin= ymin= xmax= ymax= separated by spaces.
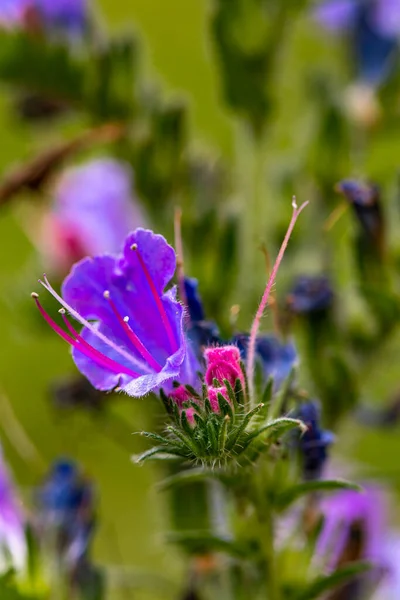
xmin=204 ymin=345 xmax=243 ymax=389
xmin=169 ymin=385 xmax=193 ymax=408
xmin=207 ymin=386 xmax=230 ymax=413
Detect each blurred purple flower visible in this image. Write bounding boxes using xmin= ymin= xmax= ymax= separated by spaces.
xmin=316 ymin=484 xmax=400 ymax=598
xmin=286 ymin=275 xmax=334 ymax=314
xmin=335 ymin=179 xmax=383 ymax=247
xmin=33 ymin=228 xmax=200 ymax=397
xmin=235 ymin=333 xmax=298 ymax=391
xmin=40 ymin=158 xmax=145 ymax=277
xmin=293 ymin=400 xmax=334 ymax=480
xmin=0 ymin=0 xmax=88 ymax=36
xmin=38 ymin=459 xmax=94 ymax=569
xmin=315 ymin=0 xmax=400 ymax=84
xmin=0 ymin=447 xmax=25 ymax=570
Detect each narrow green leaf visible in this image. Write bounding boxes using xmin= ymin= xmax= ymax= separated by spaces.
xmin=247 ymin=417 xmax=305 ymax=444
xmin=297 ymin=561 xmax=371 ymax=600
xmin=158 ymin=467 xmax=217 ymax=490
xmin=218 ymin=415 xmax=230 ymax=453
xmin=276 ymin=479 xmax=362 ymax=510
xmin=218 ymin=392 xmax=234 ymax=420
xmin=227 ymin=403 xmax=264 ymax=450
xmin=166 ymin=530 xmax=251 ymax=558
xmin=133 ymin=446 xmax=189 ymax=463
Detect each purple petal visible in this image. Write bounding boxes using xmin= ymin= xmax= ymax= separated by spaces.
xmin=374 ymin=0 xmax=400 ymax=36
xmin=54 ymin=159 xmax=145 ymax=256
xmin=318 ymin=486 xmax=387 ymax=569
xmin=314 ymin=0 xmax=358 ymax=32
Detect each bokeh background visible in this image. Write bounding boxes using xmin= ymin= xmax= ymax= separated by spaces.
xmin=2 ymin=0 xmax=400 ymax=598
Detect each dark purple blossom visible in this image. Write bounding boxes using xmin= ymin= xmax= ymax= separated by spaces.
xmin=286 ymin=275 xmax=334 ymax=314
xmin=33 ymin=228 xmax=200 ymax=397
xmin=0 ymin=447 xmax=25 ymax=570
xmin=315 ymin=0 xmax=400 ymax=85
xmin=235 ymin=334 xmax=297 ymax=391
xmin=335 ymin=179 xmax=383 ymax=248
xmin=184 ymin=276 xmax=221 ymax=360
xmin=184 ymin=277 xmax=205 ymax=323
xmin=39 ymin=159 xmax=145 ymax=276
xmin=294 ymin=400 xmax=334 ymax=480
xmin=38 ymin=460 xmax=94 ymax=569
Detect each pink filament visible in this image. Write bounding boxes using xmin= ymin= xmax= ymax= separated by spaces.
xmin=246 ymin=200 xmax=309 ymax=403
xmin=104 ymin=292 xmax=162 ymax=372
xmin=40 ymin=276 xmax=148 ymax=373
xmin=32 ymin=295 xmax=139 ymax=379
xmin=132 ymin=245 xmax=177 ymax=352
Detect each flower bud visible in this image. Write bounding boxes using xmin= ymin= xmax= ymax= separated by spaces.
xmin=204 ymin=346 xmax=243 ymax=389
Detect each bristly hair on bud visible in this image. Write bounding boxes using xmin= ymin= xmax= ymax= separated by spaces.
xmin=246 ymin=199 xmax=308 ymax=403
xmin=135 ymin=357 xmax=305 ymax=468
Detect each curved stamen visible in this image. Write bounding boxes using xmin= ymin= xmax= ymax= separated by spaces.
xmin=103 ymin=291 xmax=162 ymax=372
xmin=32 ymin=294 xmax=139 ymax=379
xmin=39 ymin=275 xmax=148 ymax=373
xmin=58 ymin=308 xmax=142 ymax=378
xmin=131 ymin=244 xmax=177 ymax=352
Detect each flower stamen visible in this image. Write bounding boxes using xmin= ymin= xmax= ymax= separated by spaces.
xmin=103 ymin=290 xmax=162 ymax=372
xmin=31 ymin=294 xmax=139 ymax=378
xmin=39 ymin=275 xmax=147 ymax=372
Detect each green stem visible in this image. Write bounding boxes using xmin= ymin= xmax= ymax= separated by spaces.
xmin=253 ymin=463 xmax=280 ymax=600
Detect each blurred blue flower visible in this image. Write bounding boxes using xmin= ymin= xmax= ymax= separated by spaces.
xmin=0 ymin=447 xmax=25 ymax=571
xmin=335 ymin=179 xmax=383 ymax=246
xmin=234 ymin=333 xmax=298 ymax=391
xmin=184 ymin=278 xmax=205 ymax=323
xmin=184 ymin=276 xmax=221 ymax=360
xmin=38 ymin=459 xmax=94 ymax=568
xmin=33 ymin=229 xmax=200 ymax=397
xmin=294 ymin=400 xmax=334 ymax=480
xmin=40 ymin=158 xmax=146 ymax=277
xmin=315 ymin=0 xmax=400 ymax=85
xmin=286 ymin=275 xmax=334 ymax=314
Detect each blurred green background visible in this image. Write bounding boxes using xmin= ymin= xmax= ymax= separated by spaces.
xmin=2 ymin=1 xmax=400 ymax=597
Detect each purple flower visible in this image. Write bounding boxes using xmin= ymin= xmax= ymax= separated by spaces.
xmin=235 ymin=333 xmax=297 ymax=391
xmin=184 ymin=276 xmax=221 ymax=360
xmin=293 ymin=400 xmax=334 ymax=480
xmin=0 ymin=448 xmax=25 ymax=570
xmin=335 ymin=179 xmax=383 ymax=247
xmin=40 ymin=159 xmax=145 ymax=276
xmin=38 ymin=459 xmax=95 ymax=569
xmin=0 ymin=0 xmax=88 ymax=36
xmin=32 ymin=228 xmax=200 ymax=397
xmin=318 ymin=487 xmax=387 ymax=587
xmin=318 ymin=485 xmax=400 ymax=598
xmin=315 ymin=0 xmax=400 ymax=85
xmin=286 ymin=275 xmax=334 ymax=314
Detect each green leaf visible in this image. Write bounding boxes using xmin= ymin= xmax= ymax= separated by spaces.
xmin=227 ymin=403 xmax=264 ymax=450
xmin=157 ymin=467 xmax=217 ymax=491
xmin=276 ymin=479 xmax=362 ymax=510
xmin=165 ymin=530 xmax=252 ymax=557
xmin=247 ymin=417 xmax=305 ymax=444
xmin=297 ymin=561 xmax=371 ymax=600
xmin=133 ymin=446 xmax=188 ymax=463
